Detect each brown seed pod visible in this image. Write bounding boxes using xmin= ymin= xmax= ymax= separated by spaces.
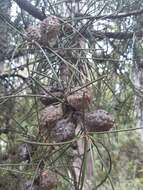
xmin=17 ymin=143 xmax=31 ymax=162
xmin=62 ymin=23 xmax=73 ymax=34
xmin=39 ymin=171 xmax=57 ymax=190
xmin=23 ymin=180 xmax=39 ymax=190
xmin=67 ymin=87 xmax=91 ymax=111
xmin=39 ymin=86 xmax=64 ymax=106
xmin=40 ymin=16 xmax=60 ymax=46
xmin=51 ymin=119 xmax=75 ymax=143
xmin=26 ymin=26 xmax=41 ymax=43
xmin=40 ymin=104 xmax=63 ymax=130
xmin=85 ymin=109 xmax=114 ymax=132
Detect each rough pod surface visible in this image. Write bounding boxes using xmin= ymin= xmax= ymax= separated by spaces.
xmin=51 ymin=119 xmax=75 ymax=142
xmin=23 ymin=180 xmax=39 ymax=190
xmin=39 ymin=86 xmax=64 ymax=106
xmin=85 ymin=109 xmax=114 ymax=132
xmin=39 ymin=170 xmax=57 ymax=190
xmin=39 ymin=104 xmax=63 ymax=129
xmin=26 ymin=26 xmax=41 ymax=43
xmin=40 ymin=16 xmax=60 ymax=46
xmin=67 ymin=87 xmax=91 ymax=111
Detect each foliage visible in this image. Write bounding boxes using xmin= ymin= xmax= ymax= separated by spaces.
xmin=0 ymin=0 xmax=143 ymax=189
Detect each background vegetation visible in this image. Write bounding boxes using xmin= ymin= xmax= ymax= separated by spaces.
xmin=1 ymin=0 xmax=143 ymax=189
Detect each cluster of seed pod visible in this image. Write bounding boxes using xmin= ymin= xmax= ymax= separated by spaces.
xmin=39 ymin=86 xmax=92 ymax=142
xmin=39 ymin=103 xmax=76 ymax=142
xmin=26 ymin=16 xmax=60 ymax=47
xmin=23 ymin=170 xmax=57 ymax=190
xmin=39 ymin=85 xmax=115 ymax=143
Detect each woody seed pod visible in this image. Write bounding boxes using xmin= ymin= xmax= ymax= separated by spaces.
xmin=39 ymin=86 xmax=64 ymax=106
xmin=39 ymin=170 xmax=57 ymax=190
xmin=85 ymin=109 xmax=114 ymax=132
xmin=51 ymin=119 xmax=75 ymax=142
xmin=23 ymin=180 xmax=39 ymax=190
xmin=40 ymin=16 xmax=60 ymax=46
xmin=26 ymin=26 xmax=41 ymax=43
xmin=40 ymin=104 xmax=63 ymax=129
xmin=67 ymin=87 xmax=91 ymax=111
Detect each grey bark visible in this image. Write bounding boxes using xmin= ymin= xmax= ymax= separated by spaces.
xmin=0 ymin=0 xmax=11 ymax=72
xmin=132 ymin=45 xmax=143 ymax=140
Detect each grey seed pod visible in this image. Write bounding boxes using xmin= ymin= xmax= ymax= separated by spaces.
xmin=85 ymin=109 xmax=114 ymax=132
xmin=51 ymin=118 xmax=75 ymax=143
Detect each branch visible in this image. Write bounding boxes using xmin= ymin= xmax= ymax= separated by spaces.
xmin=0 ymin=30 xmax=141 ymax=62
xmin=74 ymin=8 xmax=143 ymax=21
xmin=5 ymin=48 xmax=36 ymax=60
xmin=14 ymin=0 xmax=46 ymax=20
xmin=14 ymin=0 xmax=143 ymax=22
xmin=0 ymin=128 xmax=9 ymax=134
xmin=90 ymin=31 xmax=143 ymax=40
